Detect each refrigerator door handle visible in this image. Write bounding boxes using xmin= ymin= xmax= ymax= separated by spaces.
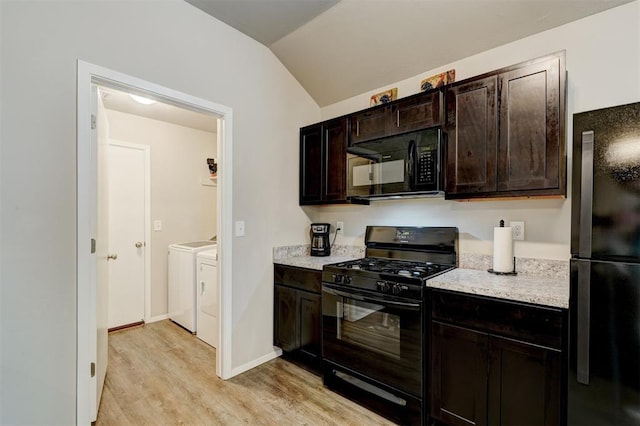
xmin=577 ymin=260 xmax=591 ymax=385
xmin=579 ymin=131 xmax=594 ymax=258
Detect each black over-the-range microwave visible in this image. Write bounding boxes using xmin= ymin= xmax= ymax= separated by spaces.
xmin=346 ymin=128 xmax=444 ymax=202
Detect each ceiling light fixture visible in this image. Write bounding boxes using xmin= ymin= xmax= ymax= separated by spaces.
xmin=129 ymin=94 xmax=157 ymax=105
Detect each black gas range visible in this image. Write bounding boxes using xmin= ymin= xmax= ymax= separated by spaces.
xmin=321 ymin=226 xmax=458 ymax=425
xmin=323 ymin=257 xmax=455 ymax=300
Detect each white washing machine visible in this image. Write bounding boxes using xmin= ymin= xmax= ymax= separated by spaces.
xmin=168 ymin=241 xmax=216 ymax=332
xmin=196 ymin=248 xmax=218 ymax=348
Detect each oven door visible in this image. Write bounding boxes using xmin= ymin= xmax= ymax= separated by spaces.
xmin=322 ymin=282 xmax=423 ymax=397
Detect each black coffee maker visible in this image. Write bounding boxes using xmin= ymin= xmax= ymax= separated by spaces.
xmin=310 ymin=223 xmax=331 ymax=257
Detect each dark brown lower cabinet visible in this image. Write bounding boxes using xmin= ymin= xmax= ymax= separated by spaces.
xmin=430 ymin=290 xmax=565 ymax=426
xmin=274 ymin=264 xmax=322 ymax=371
xmin=298 ymin=291 xmax=321 ymax=358
xmin=274 ymin=285 xmax=298 ymax=352
xmin=431 ymin=321 xmax=488 ymax=426
xmin=488 ymin=335 xmax=561 ymax=425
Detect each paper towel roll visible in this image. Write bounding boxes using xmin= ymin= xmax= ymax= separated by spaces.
xmin=493 ymin=226 xmax=513 ymax=273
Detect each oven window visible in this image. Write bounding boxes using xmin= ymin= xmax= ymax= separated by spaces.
xmin=338 ymin=299 xmax=401 ymax=359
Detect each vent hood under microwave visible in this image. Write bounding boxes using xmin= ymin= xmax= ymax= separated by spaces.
xmin=346 ymin=128 xmax=444 ymax=203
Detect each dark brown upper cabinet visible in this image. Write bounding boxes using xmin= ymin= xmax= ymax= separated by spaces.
xmin=349 ymin=105 xmax=387 ymax=144
xmin=390 ymin=89 xmax=444 ymax=135
xmin=497 ymin=57 xmax=564 ymax=193
xmin=299 ymin=117 xmax=348 ymax=205
xmin=299 ymin=125 xmax=322 ymax=204
xmin=445 ymin=51 xmax=566 ymax=200
xmin=445 ymin=75 xmax=498 ymax=195
xmin=349 ymin=89 xmax=444 ymax=144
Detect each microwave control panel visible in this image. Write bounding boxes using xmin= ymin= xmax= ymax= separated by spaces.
xmin=416 ymin=146 xmax=436 ymax=186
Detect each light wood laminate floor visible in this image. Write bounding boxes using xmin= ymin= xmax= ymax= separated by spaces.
xmin=96 ymin=320 xmax=396 ymax=425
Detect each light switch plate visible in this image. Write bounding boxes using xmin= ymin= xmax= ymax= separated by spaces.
xmin=235 ymin=221 xmax=245 ymax=237
xmin=154 ymin=220 xmax=162 ymax=231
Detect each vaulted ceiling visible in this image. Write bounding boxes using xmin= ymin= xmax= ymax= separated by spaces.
xmin=186 ymin=0 xmax=633 ymax=107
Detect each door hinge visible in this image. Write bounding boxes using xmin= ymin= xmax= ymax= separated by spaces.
xmin=91 ymin=114 xmax=96 ymax=130
xmin=91 ymin=238 xmax=96 ymax=254
xmin=90 ymin=362 xmax=96 ymax=378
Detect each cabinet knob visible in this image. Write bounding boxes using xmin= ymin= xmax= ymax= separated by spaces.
xmin=107 ymin=254 xmax=118 ymax=261
xmin=135 ymin=241 xmax=143 ymax=248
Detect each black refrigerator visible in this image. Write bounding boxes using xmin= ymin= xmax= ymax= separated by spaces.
xmin=570 ymin=102 xmax=640 ymax=425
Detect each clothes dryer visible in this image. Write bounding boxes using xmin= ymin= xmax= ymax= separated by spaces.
xmin=168 ymin=241 xmax=216 ymax=332
xmin=196 ymin=248 xmax=218 ymax=348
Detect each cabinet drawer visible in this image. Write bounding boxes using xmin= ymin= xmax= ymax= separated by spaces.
xmin=274 ymin=264 xmax=322 ymax=293
xmin=432 ymin=290 xmax=564 ymax=349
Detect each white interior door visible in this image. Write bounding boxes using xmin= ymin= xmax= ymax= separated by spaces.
xmin=107 ymin=142 xmax=147 ymax=329
xmin=93 ymin=86 xmax=110 ymax=421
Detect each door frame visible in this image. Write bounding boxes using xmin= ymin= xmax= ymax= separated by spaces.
xmin=107 ymin=140 xmax=151 ymax=325
xmin=77 ymin=60 xmax=234 ymax=425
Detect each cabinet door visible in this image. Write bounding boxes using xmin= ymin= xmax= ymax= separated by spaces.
xmin=488 ymin=336 xmax=561 ymax=426
xmin=390 ymin=90 xmax=443 ymax=135
xmin=431 ymin=321 xmax=489 ymax=426
xmin=349 ymin=106 xmax=388 ymax=143
xmin=274 ymin=285 xmax=298 ymax=352
xmin=298 ymin=290 xmax=321 ymax=359
xmin=445 ymin=76 xmax=498 ymax=196
xmin=322 ymin=118 xmax=347 ymax=202
xmin=299 ymin=125 xmax=323 ymax=204
xmin=497 ymin=55 xmax=564 ymax=193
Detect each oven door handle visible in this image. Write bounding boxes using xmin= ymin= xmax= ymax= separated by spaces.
xmin=323 ymin=285 xmax=421 ymax=311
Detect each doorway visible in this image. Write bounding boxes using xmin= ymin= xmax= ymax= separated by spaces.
xmin=100 ymin=85 xmax=218 ymax=330
xmin=77 ymin=61 xmax=234 ymax=425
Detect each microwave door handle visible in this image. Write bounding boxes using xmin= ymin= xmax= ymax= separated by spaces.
xmin=407 ymin=140 xmax=415 ymax=187
xmin=437 ymin=129 xmax=444 ymax=190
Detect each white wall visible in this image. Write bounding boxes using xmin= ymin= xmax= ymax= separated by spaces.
xmin=316 ymin=2 xmax=640 ymax=260
xmin=0 ymin=1 xmax=319 ymax=423
xmin=0 ymin=1 xmax=3 ymax=419
xmin=106 ymin=109 xmax=216 ymax=318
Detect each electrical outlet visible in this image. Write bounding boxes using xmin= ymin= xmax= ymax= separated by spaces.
xmin=510 ymin=221 xmax=525 ymax=241
xmin=336 ymin=221 xmax=344 ymax=234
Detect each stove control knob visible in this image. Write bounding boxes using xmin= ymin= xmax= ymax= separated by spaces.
xmin=333 ymin=274 xmax=344 ymax=284
xmin=344 ymin=275 xmax=352 ymax=284
xmin=392 ymin=284 xmax=409 ymax=295
xmin=377 ymin=281 xmax=389 ymax=292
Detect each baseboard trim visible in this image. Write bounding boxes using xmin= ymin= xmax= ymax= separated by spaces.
xmin=229 ymin=347 xmax=283 ymax=378
xmin=108 ymin=321 xmax=144 ymax=333
xmin=147 ymin=314 xmax=169 ymax=323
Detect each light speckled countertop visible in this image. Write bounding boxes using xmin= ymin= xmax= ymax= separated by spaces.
xmin=428 ymin=268 xmax=569 ymax=308
xmin=273 ymin=245 xmax=364 ymax=270
xmin=274 ymin=255 xmax=359 ymax=270
xmin=273 ymin=245 xmax=569 ymax=308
